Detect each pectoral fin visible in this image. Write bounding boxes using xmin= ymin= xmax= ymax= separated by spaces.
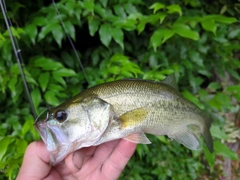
xmin=119 ymin=108 xmax=148 ymax=129
xmin=124 ymin=132 xmax=151 ymax=144
xmin=168 ymin=128 xmax=201 ymax=150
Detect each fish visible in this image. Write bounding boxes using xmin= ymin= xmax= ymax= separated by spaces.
xmin=34 ymin=74 xmax=213 ymax=165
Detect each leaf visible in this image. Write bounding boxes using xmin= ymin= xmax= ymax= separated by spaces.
xmin=149 ymin=2 xmax=165 ymax=14
xmin=83 ymin=0 xmax=94 ymax=12
xmin=38 ymin=72 xmax=50 ymax=92
xmin=52 ymin=68 xmax=77 ymax=77
xmin=203 ymin=145 xmax=215 ymax=171
xmin=214 ymin=141 xmax=238 ymax=160
xmin=157 ymin=12 xmax=167 ymax=23
xmin=207 ymin=82 xmax=221 ymax=92
xmin=114 ymin=4 xmax=127 ymax=19
xmin=167 ymin=4 xmax=182 ymax=16
xmin=212 ymin=15 xmax=237 ymax=24
xmin=64 ymin=21 xmax=76 ymax=40
xmin=25 ymin=24 xmax=38 ymax=44
xmin=88 ymin=18 xmax=101 ymax=36
xmin=8 ymin=77 xmax=17 ymax=96
xmin=111 ymin=27 xmax=124 ymax=49
xmin=228 ymin=29 xmax=240 ymax=39
xmin=33 ymin=57 xmax=63 ymax=70
xmin=99 ymin=23 xmax=112 ymax=47
xmin=0 ymin=137 xmax=11 ymax=160
xmin=181 ymin=90 xmax=204 ymax=109
xmin=9 ymin=27 xmax=21 ymax=39
xmin=31 ymin=88 xmax=41 ymax=111
xmin=52 ymin=73 xmax=66 ymax=87
xmin=210 ymin=125 xmax=228 ymax=140
xmin=99 ymin=0 xmax=108 ymax=7
xmin=44 ymin=90 xmax=60 ymax=106
xmin=32 ymin=17 xmax=47 ymax=26
xmin=38 ymin=23 xmax=56 ymax=42
xmin=52 ymin=24 xmax=64 ymax=47
xmin=150 ymin=28 xmax=174 ymax=51
xmin=172 ymin=24 xmax=199 ymax=40
xmin=201 ymin=19 xmax=216 ymax=34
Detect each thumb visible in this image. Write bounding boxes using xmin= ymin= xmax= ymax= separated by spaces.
xmin=16 ymin=141 xmax=52 ymax=180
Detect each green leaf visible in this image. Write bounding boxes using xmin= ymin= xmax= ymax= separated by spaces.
xmin=25 ymin=24 xmax=38 ymax=44
xmin=201 ymin=19 xmax=216 ymax=34
xmin=181 ymin=90 xmax=204 ymax=109
xmin=83 ymin=0 xmax=94 ymax=12
xmin=52 ymin=73 xmax=66 ymax=87
xmin=149 ymin=2 xmax=165 ymax=14
xmin=212 ymin=15 xmax=237 ymax=24
xmin=33 ymin=57 xmax=63 ymax=70
xmin=111 ymin=27 xmax=124 ymax=49
xmin=0 ymin=137 xmax=11 ymax=160
xmin=167 ymin=4 xmax=182 ymax=16
xmin=52 ymin=68 xmax=77 ymax=77
xmin=38 ymin=23 xmax=56 ymax=42
xmin=228 ymin=29 xmax=240 ymax=39
xmin=207 ymin=82 xmax=221 ymax=92
xmin=99 ymin=23 xmax=112 ymax=47
xmin=38 ymin=72 xmax=50 ymax=92
xmin=210 ymin=125 xmax=228 ymax=140
xmin=52 ymin=24 xmax=64 ymax=47
xmin=214 ymin=141 xmax=238 ymax=160
xmin=157 ymin=12 xmax=167 ymax=23
xmin=114 ymin=4 xmax=127 ymax=19
xmin=44 ymin=90 xmax=60 ymax=106
xmin=172 ymin=24 xmax=199 ymax=40
xmin=31 ymin=88 xmax=41 ymax=111
xmin=8 ymin=77 xmax=17 ymax=96
xmin=88 ymin=18 xmax=101 ymax=36
xmin=64 ymin=21 xmax=76 ymax=40
xmin=203 ymin=145 xmax=215 ymax=171
xmin=32 ymin=17 xmax=47 ymax=26
xmin=150 ymin=28 xmax=174 ymax=51
xmin=99 ymin=0 xmax=108 ymax=7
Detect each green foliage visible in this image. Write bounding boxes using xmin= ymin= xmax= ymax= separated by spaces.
xmin=1 ymin=0 xmax=240 ymax=179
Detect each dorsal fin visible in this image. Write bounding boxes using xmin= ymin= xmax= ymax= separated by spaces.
xmin=161 ymin=74 xmax=178 ymax=91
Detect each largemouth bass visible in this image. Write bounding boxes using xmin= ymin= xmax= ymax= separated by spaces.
xmin=35 ymin=75 xmax=213 ymax=165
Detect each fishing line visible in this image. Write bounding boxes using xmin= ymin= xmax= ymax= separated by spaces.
xmin=0 ymin=0 xmax=37 ymax=118
xmin=51 ymin=0 xmax=89 ymax=83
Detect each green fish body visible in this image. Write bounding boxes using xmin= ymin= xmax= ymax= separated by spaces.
xmin=35 ymin=75 xmax=213 ymax=165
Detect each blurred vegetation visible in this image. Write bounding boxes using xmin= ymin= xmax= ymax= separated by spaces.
xmin=0 ymin=0 xmax=240 ymax=179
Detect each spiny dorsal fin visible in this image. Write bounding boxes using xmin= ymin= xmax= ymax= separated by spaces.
xmin=161 ymin=74 xmax=178 ymax=91
xmin=119 ymin=108 xmax=148 ymax=129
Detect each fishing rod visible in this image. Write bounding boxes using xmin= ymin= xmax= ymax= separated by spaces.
xmin=0 ymin=0 xmax=37 ymax=119
xmin=51 ymin=0 xmax=88 ymax=82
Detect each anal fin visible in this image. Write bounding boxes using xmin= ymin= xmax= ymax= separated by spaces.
xmin=123 ymin=132 xmax=151 ymax=144
xmin=168 ymin=128 xmax=201 ymax=150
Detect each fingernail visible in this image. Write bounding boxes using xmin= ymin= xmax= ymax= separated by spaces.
xmin=72 ymin=152 xmax=82 ymax=170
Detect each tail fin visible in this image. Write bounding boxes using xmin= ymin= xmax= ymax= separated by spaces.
xmin=202 ymin=115 xmax=213 ymax=153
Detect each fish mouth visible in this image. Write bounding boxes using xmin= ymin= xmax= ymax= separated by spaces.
xmin=34 ymin=109 xmax=72 ymax=165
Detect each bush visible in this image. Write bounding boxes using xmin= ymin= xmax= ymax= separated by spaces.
xmin=0 ymin=0 xmax=239 ymax=179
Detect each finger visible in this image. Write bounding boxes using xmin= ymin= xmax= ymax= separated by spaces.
xmin=100 ymin=139 xmax=137 ymax=180
xmin=16 ymin=141 xmax=61 ymax=180
xmin=65 ymin=146 xmax=97 ymax=174
xmin=73 ymin=140 xmax=120 ymax=175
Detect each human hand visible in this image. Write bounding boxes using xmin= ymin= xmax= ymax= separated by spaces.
xmin=16 ymin=139 xmax=136 ymax=180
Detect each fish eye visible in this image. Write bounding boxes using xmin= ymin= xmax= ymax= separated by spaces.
xmin=55 ymin=110 xmax=67 ymax=122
